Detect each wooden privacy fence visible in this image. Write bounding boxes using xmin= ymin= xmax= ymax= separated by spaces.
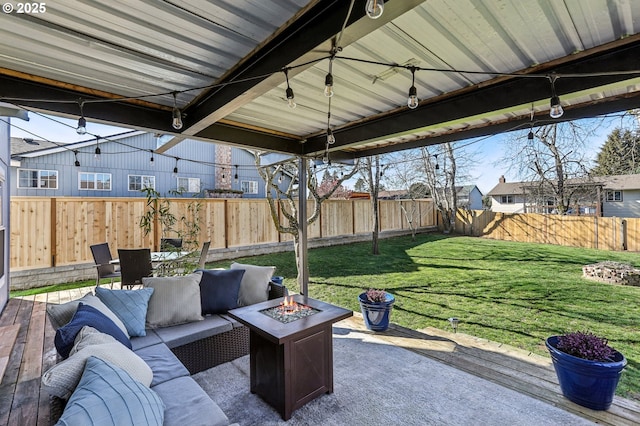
xmin=10 ymin=197 xmax=435 ymax=270
xmin=455 ymin=210 xmax=640 ymax=251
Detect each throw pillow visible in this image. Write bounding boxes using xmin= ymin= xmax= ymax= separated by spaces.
xmin=46 ymin=292 xmax=129 ymax=337
xmin=54 ymin=303 xmax=131 ymax=358
xmin=43 ymin=327 xmax=153 ymax=399
xmin=95 ymin=286 xmax=154 ymax=337
xmin=230 ymin=262 xmax=275 ymax=306
xmin=56 ymin=356 xmax=164 ymax=426
xmin=143 ymin=272 xmax=203 ymax=328
xmin=198 ymin=269 xmax=245 ymax=314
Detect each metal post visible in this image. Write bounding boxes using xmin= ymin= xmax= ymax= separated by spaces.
xmin=298 ymin=156 xmax=308 ymax=299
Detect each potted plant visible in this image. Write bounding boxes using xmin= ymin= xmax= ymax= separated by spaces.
xmin=358 ymin=288 xmax=395 ymax=332
xmin=545 ymin=331 xmax=627 ymax=410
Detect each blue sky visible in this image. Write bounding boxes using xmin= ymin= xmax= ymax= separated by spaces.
xmin=9 ymin=111 xmax=627 ymax=195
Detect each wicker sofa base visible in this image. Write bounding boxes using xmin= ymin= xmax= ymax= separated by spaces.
xmin=170 ymin=325 xmax=250 ymax=374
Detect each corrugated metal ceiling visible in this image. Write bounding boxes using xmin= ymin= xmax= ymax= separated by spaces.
xmin=1 ymin=0 xmax=639 ymax=158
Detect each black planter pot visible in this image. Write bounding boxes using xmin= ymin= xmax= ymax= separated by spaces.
xmin=545 ymin=336 xmax=627 ymax=410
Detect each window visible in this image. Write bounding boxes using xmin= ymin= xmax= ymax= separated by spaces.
xmin=500 ymin=195 xmax=514 ymax=204
xmin=18 ymin=169 xmax=58 ymax=189
xmin=79 ymin=172 xmax=111 ymax=191
xmin=128 ymin=175 xmax=155 ymax=191
xmin=241 ymin=180 xmax=258 ymax=194
xmin=176 ymin=177 xmax=200 ymax=193
xmin=605 ymin=190 xmax=622 ymax=202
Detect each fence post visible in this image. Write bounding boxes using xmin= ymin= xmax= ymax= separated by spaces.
xmin=50 ymin=198 xmax=57 ymax=267
xmin=622 ymin=219 xmax=628 ymax=251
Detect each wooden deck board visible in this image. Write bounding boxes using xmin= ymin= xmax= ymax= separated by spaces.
xmin=0 ymin=325 xmax=20 ymax=382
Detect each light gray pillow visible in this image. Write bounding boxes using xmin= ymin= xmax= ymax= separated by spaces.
xmin=142 ymin=272 xmax=203 ymax=328
xmin=230 ymin=262 xmax=275 ymax=306
xmin=46 ymin=292 xmax=129 ymax=337
xmin=42 ymin=326 xmax=153 ymax=399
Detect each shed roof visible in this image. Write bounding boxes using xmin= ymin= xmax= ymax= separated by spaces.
xmin=1 ymin=1 xmax=639 ymax=160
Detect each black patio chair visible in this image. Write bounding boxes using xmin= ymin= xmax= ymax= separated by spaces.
xmin=160 ymin=238 xmax=183 ymax=250
xmin=117 ymin=248 xmax=153 ymax=289
xmin=90 ymin=242 xmax=121 ymax=288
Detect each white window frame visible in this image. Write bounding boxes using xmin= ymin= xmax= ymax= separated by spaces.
xmin=176 ymin=177 xmax=200 ymax=193
xmin=605 ymin=190 xmax=622 ymax=202
xmin=500 ymin=195 xmax=514 ymax=204
xmin=17 ymin=168 xmax=58 ymax=189
xmin=79 ymin=172 xmax=112 ymax=191
xmin=128 ymin=175 xmax=155 ymax=191
xmin=241 ymin=180 xmax=259 ymax=194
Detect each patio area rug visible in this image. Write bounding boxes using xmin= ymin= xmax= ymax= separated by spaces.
xmin=193 ymin=325 xmax=594 ymax=426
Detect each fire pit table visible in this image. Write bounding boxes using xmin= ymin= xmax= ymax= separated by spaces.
xmin=227 ymin=295 xmax=352 ymax=420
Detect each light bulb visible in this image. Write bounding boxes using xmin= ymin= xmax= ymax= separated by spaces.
xmin=407 ymin=86 xmax=418 ymax=109
xmin=94 ymin=146 xmax=101 ymax=160
xmin=278 ymin=173 xmax=283 ymax=184
xmin=528 ymin=130 xmax=534 ymax=140
xmin=365 ymin=0 xmax=384 ymax=19
xmin=286 ymin=87 xmax=296 ymax=109
xmin=322 ymin=155 xmax=329 ymax=165
xmin=150 ymin=150 xmax=154 ymax=166
xmin=324 ymin=73 xmax=334 ymax=97
xmin=76 ymin=117 xmax=87 ymax=135
xmin=327 ymin=128 xmax=336 ymax=144
xmin=549 ymin=96 xmax=563 ymax=118
xmin=172 ymin=107 xmax=183 ymax=130
xmin=172 ymin=166 xmax=178 ymax=177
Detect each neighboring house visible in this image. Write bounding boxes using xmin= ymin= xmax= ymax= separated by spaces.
xmin=10 ymin=132 xmax=292 ymax=198
xmin=486 ymin=174 xmax=640 ymax=217
xmin=456 ymin=185 xmax=484 ymax=210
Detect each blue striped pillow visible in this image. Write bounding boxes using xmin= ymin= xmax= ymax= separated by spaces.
xmin=95 ymin=287 xmax=154 ymax=337
xmin=56 ymin=356 xmax=164 ymax=426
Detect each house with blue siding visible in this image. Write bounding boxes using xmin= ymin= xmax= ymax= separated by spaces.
xmin=11 ymin=131 xmax=291 ymax=198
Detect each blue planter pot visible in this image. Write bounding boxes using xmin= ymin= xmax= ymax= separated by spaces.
xmin=545 ymin=336 xmax=627 ymax=410
xmin=358 ymin=292 xmax=395 ymax=331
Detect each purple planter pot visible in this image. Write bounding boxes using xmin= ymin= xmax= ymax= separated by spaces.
xmin=545 ymin=336 xmax=627 ymax=410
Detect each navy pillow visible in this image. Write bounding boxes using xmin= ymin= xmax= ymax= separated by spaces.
xmin=54 ymin=303 xmax=131 ymax=358
xmin=198 ymin=269 xmax=245 ymax=314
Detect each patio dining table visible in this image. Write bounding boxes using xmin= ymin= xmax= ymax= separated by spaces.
xmin=110 ymin=250 xmax=192 ymax=275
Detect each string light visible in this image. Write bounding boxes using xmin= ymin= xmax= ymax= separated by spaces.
xmin=365 ymin=0 xmax=384 ymax=19
xmin=94 ymin=138 xmax=101 ymax=160
xmin=324 ymin=54 xmax=335 ymax=98
xmin=234 ymin=165 xmax=239 ymax=183
xmin=528 ymin=104 xmax=535 ymax=140
xmin=149 ymin=149 xmax=154 ymax=165
xmin=173 ymin=157 xmax=179 ymax=176
xmin=76 ymin=100 xmax=87 ymax=135
xmin=172 ymin=92 xmax=183 ymax=130
xmin=407 ymin=67 xmax=419 ymax=109
xmin=73 ymin=150 xmax=80 ymax=167
xmin=549 ymin=74 xmax=564 ymax=119
xmin=434 ymin=154 xmax=439 ymax=170
xmin=284 ymin=68 xmax=296 ymax=109
xmin=278 ymin=171 xmax=284 ymax=183
xmin=221 ymin=167 xmax=226 ymax=179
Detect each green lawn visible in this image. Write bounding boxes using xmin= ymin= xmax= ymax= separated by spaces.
xmin=12 ymin=233 xmax=640 ymax=400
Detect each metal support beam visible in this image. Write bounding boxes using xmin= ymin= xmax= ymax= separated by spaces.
xmin=298 ymin=156 xmax=308 ymax=301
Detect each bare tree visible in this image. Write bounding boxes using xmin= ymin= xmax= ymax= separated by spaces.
xmin=419 ymin=143 xmax=458 ymax=233
xmin=501 ymin=121 xmax=598 ymax=214
xmin=252 ymin=152 xmax=358 ymax=289
xmin=358 ymin=155 xmax=386 ymax=254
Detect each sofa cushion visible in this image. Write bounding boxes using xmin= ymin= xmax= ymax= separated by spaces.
xmin=134 ymin=343 xmax=190 ymax=387
xmin=130 ymin=329 xmax=163 ymax=351
xmin=43 ymin=327 xmax=152 ymax=399
xmin=143 ymin=272 xmax=203 ymax=328
xmin=95 ymin=286 xmax=154 ymax=337
xmin=54 ymin=303 xmax=131 ymax=358
xmin=154 ymin=315 xmax=233 ymax=348
xmin=230 ymin=262 xmax=275 ymax=306
xmin=152 ymin=376 xmax=228 ymax=426
xmin=56 ymin=356 xmax=164 ymax=426
xmin=199 ymin=269 xmax=245 ymax=314
xmin=46 ymin=292 xmax=129 ymax=337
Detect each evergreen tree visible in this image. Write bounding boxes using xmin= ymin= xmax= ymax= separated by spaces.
xmin=592 ymin=128 xmax=640 ymax=175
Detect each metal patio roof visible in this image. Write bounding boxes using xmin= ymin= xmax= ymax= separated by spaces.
xmin=1 ymin=0 xmax=640 ymax=161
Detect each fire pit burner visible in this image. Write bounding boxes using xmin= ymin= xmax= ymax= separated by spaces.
xmin=260 ymin=296 xmax=320 ymax=323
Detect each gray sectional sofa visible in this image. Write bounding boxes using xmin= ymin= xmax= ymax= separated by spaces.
xmin=45 ymin=265 xmax=286 ymax=426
